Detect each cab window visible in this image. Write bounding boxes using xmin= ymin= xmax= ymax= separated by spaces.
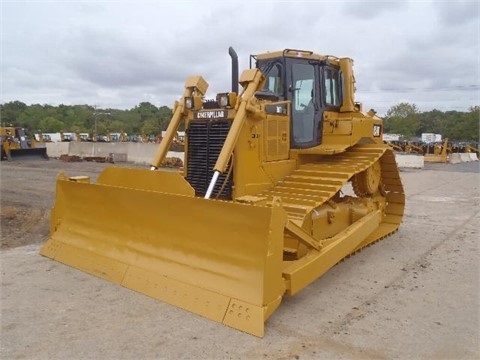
xmin=291 ymin=63 xmax=316 ymax=144
xmin=324 ymin=67 xmax=341 ymax=107
xmin=263 ymin=63 xmax=284 ymax=97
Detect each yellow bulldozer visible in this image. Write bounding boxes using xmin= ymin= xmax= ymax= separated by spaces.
xmin=1 ymin=126 xmax=48 ymax=161
xmin=40 ymin=48 xmax=405 ymax=337
xmin=424 ymin=138 xmax=450 ymax=163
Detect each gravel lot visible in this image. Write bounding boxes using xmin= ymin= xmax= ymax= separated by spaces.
xmin=1 ymin=158 xmax=479 ymax=359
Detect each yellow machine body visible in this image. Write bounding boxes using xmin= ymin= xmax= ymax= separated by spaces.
xmin=41 ymin=49 xmax=405 ymax=337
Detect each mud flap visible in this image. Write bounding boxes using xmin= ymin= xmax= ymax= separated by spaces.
xmin=40 ymin=168 xmax=288 ymax=337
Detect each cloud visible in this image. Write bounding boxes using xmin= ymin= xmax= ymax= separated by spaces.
xmin=344 ymin=0 xmax=406 ymax=19
xmin=1 ymin=0 xmax=478 ymax=114
xmin=432 ymin=0 xmax=479 ymax=26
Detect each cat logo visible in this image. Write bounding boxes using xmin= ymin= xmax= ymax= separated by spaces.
xmin=194 ymin=110 xmax=227 ymax=120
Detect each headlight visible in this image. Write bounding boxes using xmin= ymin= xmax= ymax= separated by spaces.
xmin=218 ymin=94 xmax=229 ymax=107
xmin=185 ymin=97 xmax=193 ymax=109
xmin=216 ymin=92 xmax=237 ymax=108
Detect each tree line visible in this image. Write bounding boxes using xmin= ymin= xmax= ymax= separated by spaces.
xmin=0 ymin=101 xmax=174 ymax=137
xmin=383 ymin=103 xmax=479 ymax=142
xmin=1 ymin=100 xmax=478 ymax=142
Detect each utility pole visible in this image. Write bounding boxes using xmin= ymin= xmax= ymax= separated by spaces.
xmin=92 ymin=106 xmax=111 ymax=155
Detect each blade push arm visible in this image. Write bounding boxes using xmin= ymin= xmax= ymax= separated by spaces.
xmin=205 ymin=69 xmax=265 ymax=199
xmin=150 ymin=76 xmax=208 ymax=170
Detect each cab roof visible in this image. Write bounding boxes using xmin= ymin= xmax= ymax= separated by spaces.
xmin=254 ymin=49 xmax=348 ymax=66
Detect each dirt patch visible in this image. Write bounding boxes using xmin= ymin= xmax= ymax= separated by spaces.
xmin=0 ymin=205 xmax=49 ymax=249
xmin=0 ymin=159 xmax=117 ymax=248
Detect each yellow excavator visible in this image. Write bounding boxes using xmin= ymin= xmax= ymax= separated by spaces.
xmin=40 ymin=48 xmax=405 ymax=337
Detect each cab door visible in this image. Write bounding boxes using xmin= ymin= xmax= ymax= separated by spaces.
xmin=287 ymin=60 xmax=323 ymax=149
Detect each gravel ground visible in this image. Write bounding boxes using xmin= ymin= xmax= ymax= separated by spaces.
xmin=1 ymin=159 xmax=479 ymax=359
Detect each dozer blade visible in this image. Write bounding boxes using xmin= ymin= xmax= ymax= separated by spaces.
xmin=7 ymin=147 xmax=48 ymax=161
xmin=40 ymin=168 xmax=287 ymax=337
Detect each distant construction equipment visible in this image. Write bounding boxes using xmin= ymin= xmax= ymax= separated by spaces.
xmin=385 ymin=139 xmax=479 ymax=163
xmin=1 ymin=126 xmax=48 ymax=161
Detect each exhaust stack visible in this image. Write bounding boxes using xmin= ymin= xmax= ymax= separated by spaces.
xmin=229 ymin=47 xmax=239 ymax=94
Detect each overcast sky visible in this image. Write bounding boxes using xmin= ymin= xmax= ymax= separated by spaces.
xmin=2 ymin=0 xmax=479 ymax=115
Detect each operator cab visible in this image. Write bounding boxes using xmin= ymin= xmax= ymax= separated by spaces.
xmin=253 ymin=49 xmax=343 ymax=149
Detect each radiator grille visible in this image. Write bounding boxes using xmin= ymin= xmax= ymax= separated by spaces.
xmin=186 ymin=120 xmax=233 ymax=199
